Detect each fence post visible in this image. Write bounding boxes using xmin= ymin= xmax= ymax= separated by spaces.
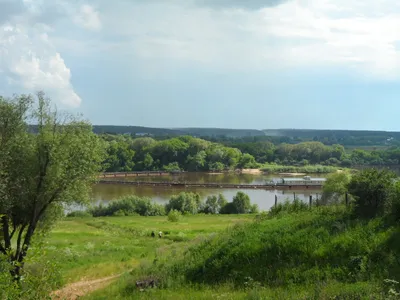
xmin=275 ymin=195 xmax=278 ymax=208
xmin=345 ymin=193 xmax=348 ymax=206
xmin=309 ymin=195 xmax=312 ymax=208
xmin=293 ymin=192 xmax=296 ymax=201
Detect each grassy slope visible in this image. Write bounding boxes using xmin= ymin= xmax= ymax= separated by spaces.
xmin=86 ymin=207 xmax=400 ymax=299
xmin=43 ymin=215 xmax=253 ymax=284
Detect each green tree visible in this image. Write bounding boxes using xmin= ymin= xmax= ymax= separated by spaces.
xmin=0 ymin=92 xmax=105 ymax=279
xmin=217 ymin=194 xmax=228 ymax=209
xmin=186 ymin=150 xmax=207 ymax=171
xmin=238 ymin=153 xmax=257 ymax=169
xmin=143 ymin=153 xmax=154 ymax=170
xmin=166 ymin=192 xmax=202 ymax=214
xmin=232 ymin=192 xmax=252 ymax=214
xmin=348 ymin=168 xmax=397 ymax=218
xmin=321 ymin=172 xmax=351 ymax=204
xmin=208 ymin=162 xmax=225 ymax=172
xmin=163 ymin=162 xmax=181 ymax=172
xmin=103 ymin=138 xmax=135 ymax=171
xmin=203 ymin=194 xmax=228 ymax=214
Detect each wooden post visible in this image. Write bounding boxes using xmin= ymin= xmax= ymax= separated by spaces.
xmin=309 ymin=195 xmax=312 ymax=208
xmin=293 ymin=192 xmax=296 ymax=201
xmin=275 ymin=195 xmax=278 ymax=208
xmin=345 ymin=193 xmax=349 ymax=206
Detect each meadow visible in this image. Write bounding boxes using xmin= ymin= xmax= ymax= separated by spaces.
xmin=44 ymin=214 xmax=254 ymax=285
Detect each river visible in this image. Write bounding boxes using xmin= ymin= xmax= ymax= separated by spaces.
xmin=91 ymin=172 xmax=326 ymax=211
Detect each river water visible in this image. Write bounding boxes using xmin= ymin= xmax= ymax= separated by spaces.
xmin=91 ymin=172 xmax=326 ymax=211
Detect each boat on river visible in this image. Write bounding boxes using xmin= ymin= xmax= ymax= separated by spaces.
xmin=276 ymin=176 xmax=326 ymax=186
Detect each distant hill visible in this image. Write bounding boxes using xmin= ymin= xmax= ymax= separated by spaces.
xmin=263 ymin=129 xmax=400 ymax=138
xmin=263 ymin=129 xmax=400 ymax=146
xmin=175 ymin=128 xmax=265 ymax=137
xmin=92 ymin=125 xmax=185 ymax=136
xmin=92 ymin=126 xmax=265 ymax=137
xmin=28 ymin=124 xmax=400 ymax=146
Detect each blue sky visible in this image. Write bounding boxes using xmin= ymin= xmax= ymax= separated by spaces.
xmin=1 ymin=0 xmax=400 ymax=130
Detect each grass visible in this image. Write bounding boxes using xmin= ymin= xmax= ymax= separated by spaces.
xmin=260 ymin=164 xmax=344 ymax=174
xmin=85 ymin=280 xmax=380 ymax=299
xmin=83 ymin=205 xmax=400 ymax=299
xmin=41 ymin=214 xmax=253 ymax=284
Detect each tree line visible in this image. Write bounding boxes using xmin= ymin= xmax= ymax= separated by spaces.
xmin=101 ymin=134 xmax=400 ymax=172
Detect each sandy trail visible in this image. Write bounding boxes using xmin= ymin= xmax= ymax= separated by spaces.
xmin=51 ymin=273 xmax=123 ymax=300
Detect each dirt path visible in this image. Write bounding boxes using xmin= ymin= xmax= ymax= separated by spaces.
xmin=51 ymin=273 xmax=122 ymax=300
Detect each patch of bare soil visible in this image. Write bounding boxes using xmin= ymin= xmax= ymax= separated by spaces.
xmin=278 ymin=172 xmax=306 ymax=176
xmin=51 ymin=274 xmax=120 ymax=300
xmin=240 ymin=169 xmax=263 ymax=174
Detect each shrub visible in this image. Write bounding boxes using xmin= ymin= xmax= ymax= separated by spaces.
xmin=220 ymin=202 xmax=236 ymax=214
xmin=167 ymin=210 xmax=182 ymax=222
xmin=348 ymin=168 xmax=397 ymax=218
xmin=269 ymin=199 xmax=309 ymax=217
xmin=166 ymin=192 xmax=202 ymax=214
xmin=89 ymin=195 xmax=166 ymax=217
xmin=66 ymin=210 xmax=93 ymax=218
xmin=250 ymin=204 xmax=259 ymax=214
xmin=232 ymin=191 xmax=252 ymax=214
xmin=203 ymin=194 xmax=228 ymax=214
xmin=321 ymin=172 xmax=352 ymax=205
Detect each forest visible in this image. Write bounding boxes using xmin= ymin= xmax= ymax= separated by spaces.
xmin=101 ymin=134 xmax=400 ymax=172
xmin=87 ymin=125 xmax=400 ymax=146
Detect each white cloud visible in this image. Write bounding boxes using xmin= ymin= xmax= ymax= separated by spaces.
xmin=2 ymin=0 xmax=400 ymax=102
xmin=10 ymin=52 xmax=81 ymax=107
xmin=0 ymin=1 xmax=82 ymax=107
xmin=87 ymin=0 xmax=400 ymax=80
xmin=73 ymin=4 xmax=101 ymax=31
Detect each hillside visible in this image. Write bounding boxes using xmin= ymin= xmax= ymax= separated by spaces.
xmin=85 ymin=206 xmax=400 ymax=299
xmin=92 ymin=126 xmax=265 ymax=137
xmin=264 ymin=129 xmax=400 ymax=146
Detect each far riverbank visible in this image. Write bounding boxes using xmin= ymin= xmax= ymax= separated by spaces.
xmin=101 ymin=164 xmax=347 ymax=179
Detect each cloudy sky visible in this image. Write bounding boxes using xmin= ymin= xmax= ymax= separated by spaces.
xmin=1 ymin=0 xmax=400 ymax=130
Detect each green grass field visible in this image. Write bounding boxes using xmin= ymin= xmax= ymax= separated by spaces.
xmin=43 ymin=214 xmax=253 ymax=284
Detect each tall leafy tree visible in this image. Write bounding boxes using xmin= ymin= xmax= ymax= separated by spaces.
xmin=0 ymin=92 xmax=106 ymax=279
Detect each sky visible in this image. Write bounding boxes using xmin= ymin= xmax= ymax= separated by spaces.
xmin=1 ymin=0 xmax=400 ymax=130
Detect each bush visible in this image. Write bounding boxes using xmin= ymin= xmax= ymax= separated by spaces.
xmin=348 ymin=168 xmax=397 ymax=218
xmin=166 ymin=192 xmax=202 ymax=214
xmin=167 ymin=209 xmax=182 ymax=222
xmin=203 ymin=194 xmax=228 ymax=214
xmin=66 ymin=210 xmax=93 ymax=218
xmin=220 ymin=202 xmax=236 ymax=214
xmin=232 ymin=191 xmax=252 ymax=214
xmin=250 ymin=204 xmax=259 ymax=214
xmin=269 ymin=199 xmax=309 ymax=217
xmin=89 ymin=195 xmax=166 ymax=217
